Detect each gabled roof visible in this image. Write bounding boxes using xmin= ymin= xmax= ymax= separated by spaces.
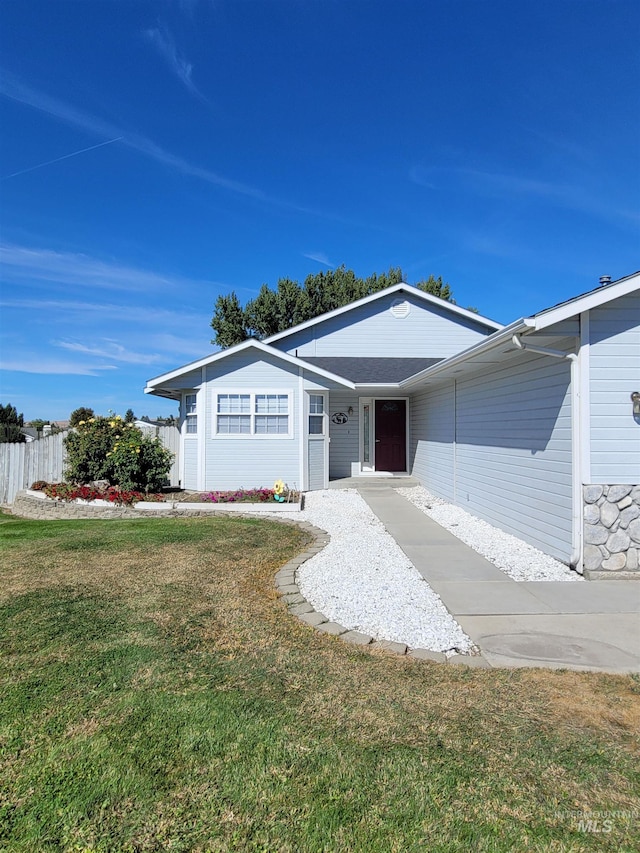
xmin=303 ymin=357 xmax=442 ymax=383
xmin=401 ymin=270 xmax=640 ymax=389
xmin=263 ymin=282 xmax=502 ymax=346
xmin=525 ymin=269 xmax=640 ymax=330
xmin=145 ymin=338 xmax=356 ymax=399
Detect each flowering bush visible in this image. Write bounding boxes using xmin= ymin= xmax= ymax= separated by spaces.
xmin=42 ymin=482 xmax=164 ymax=506
xmin=200 ymin=488 xmax=276 ymax=503
xmin=64 ymin=414 xmax=173 ymax=491
xmin=198 ymin=487 xmax=300 ymax=503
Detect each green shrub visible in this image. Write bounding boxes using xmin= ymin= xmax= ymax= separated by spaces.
xmin=64 ymin=415 xmax=174 ymax=492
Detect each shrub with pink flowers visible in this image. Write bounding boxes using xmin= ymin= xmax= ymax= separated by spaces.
xmin=197 ymin=486 xmax=301 ymax=503
xmin=200 ymin=487 xmax=277 ymax=503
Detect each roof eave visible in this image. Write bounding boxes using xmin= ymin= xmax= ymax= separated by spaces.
xmin=145 ymin=339 xmax=356 ymax=393
xmin=400 ymin=318 xmax=535 ymax=388
xmin=531 ymin=272 xmax=640 ymax=330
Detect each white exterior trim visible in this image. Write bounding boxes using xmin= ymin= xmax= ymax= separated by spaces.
xmin=579 ymin=311 xmax=591 ymax=484
xmin=306 ymin=389 xmax=329 ymax=489
xmin=198 ymin=368 xmax=206 ymax=490
xmin=211 ymin=388 xmax=295 ymax=439
xmin=401 ymin=273 xmax=640 ymax=392
xmin=299 ymin=370 xmax=305 ymax=490
xmin=263 ymin=283 xmax=502 ymax=346
xmin=528 ymin=271 xmax=640 ymax=330
xmin=145 ymin=338 xmax=355 ymax=394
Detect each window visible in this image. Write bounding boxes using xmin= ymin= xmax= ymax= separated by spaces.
xmin=215 ymin=391 xmax=291 ymax=436
xmin=185 ymin=394 xmax=197 ymax=434
xmin=217 ymin=394 xmax=250 ymax=434
xmin=308 ymin=394 xmax=324 ymax=435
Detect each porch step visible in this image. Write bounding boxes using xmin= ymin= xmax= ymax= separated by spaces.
xmin=328 ymin=476 xmax=420 ymax=490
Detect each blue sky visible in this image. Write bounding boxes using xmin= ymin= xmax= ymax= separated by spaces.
xmin=1 ymin=0 xmax=638 ymax=422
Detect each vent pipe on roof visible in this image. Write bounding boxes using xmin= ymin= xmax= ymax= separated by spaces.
xmin=599 ymin=275 xmax=612 ymax=286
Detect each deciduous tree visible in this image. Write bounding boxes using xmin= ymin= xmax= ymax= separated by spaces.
xmin=69 ymin=407 xmax=95 ymax=427
xmin=210 ymin=267 xmax=463 ymax=348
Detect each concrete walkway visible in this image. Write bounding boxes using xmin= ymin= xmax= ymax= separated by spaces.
xmin=357 ymin=484 xmax=640 ymax=674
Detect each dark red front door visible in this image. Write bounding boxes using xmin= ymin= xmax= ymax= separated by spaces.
xmin=375 ymin=400 xmax=406 ymax=471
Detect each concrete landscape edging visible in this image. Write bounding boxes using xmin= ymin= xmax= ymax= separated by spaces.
xmin=11 ymin=490 xmax=301 ymax=519
xmin=273 ymin=519 xmax=489 ymax=667
xmin=9 ymin=490 xmax=484 ymax=664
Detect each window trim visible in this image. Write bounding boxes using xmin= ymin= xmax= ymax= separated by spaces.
xmin=308 ymin=393 xmax=326 ymax=437
xmin=213 ymin=389 xmax=294 ymax=438
xmin=184 ymin=392 xmax=198 ymax=436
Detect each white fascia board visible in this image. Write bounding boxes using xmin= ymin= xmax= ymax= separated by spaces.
xmin=400 ymin=318 xmax=535 ymax=388
xmin=263 ymin=283 xmax=502 ymax=346
xmin=530 ymin=272 xmax=640 ymax=330
xmin=354 ymin=383 xmax=402 ymax=391
xmin=144 ymin=386 xmax=181 ymax=400
xmin=144 ymin=339 xmax=355 ymax=393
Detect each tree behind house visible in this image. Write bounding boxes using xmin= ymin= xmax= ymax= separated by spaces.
xmin=210 ymin=266 xmax=459 ymax=348
xmin=69 ymin=407 xmax=96 ymax=427
xmin=0 ymin=403 xmax=25 ymax=443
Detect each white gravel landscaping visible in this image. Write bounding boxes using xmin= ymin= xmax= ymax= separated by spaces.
xmin=294 ymin=490 xmax=475 ymax=653
xmin=397 ymin=485 xmax=582 ymax=582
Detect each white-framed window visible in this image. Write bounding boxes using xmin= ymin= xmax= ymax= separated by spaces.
xmin=214 ymin=391 xmax=292 ymax=437
xmin=185 ymin=393 xmax=197 ymax=434
xmin=308 ymin=394 xmax=324 ymax=435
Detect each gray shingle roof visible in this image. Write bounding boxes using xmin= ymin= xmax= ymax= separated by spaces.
xmin=302 ymin=357 xmax=442 ymax=383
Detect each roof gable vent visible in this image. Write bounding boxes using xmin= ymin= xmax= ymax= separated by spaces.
xmin=390 ymin=298 xmax=411 ymax=318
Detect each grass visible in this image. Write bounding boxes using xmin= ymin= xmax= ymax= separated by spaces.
xmin=1 ymin=511 xmax=639 ymax=852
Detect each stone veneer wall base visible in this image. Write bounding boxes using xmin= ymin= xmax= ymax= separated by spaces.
xmin=583 ymin=484 xmax=640 ymax=577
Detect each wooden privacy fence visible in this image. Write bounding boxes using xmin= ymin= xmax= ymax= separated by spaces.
xmin=0 ymin=426 xmax=181 ymax=505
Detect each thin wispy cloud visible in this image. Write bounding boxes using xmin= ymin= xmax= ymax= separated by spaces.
xmin=302 ymin=251 xmax=334 ymax=268
xmin=144 ymin=25 xmax=208 ymax=103
xmin=410 ymin=165 xmax=640 ymax=227
xmin=1 ymin=356 xmax=117 ymax=376
xmin=0 ymin=297 xmax=205 ymax=328
xmin=0 ymin=242 xmax=220 ymax=294
xmin=0 ymin=72 xmax=264 ymax=199
xmin=54 ymin=339 xmax=165 ymax=366
xmin=0 ymin=72 xmax=365 ymax=224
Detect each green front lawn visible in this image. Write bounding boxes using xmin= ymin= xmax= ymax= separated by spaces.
xmin=1 ymin=512 xmax=639 ymax=852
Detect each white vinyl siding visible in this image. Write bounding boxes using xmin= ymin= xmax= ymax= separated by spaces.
xmin=182 ymin=439 xmax=198 ymax=490
xmin=202 ymin=351 xmax=300 ymax=490
xmin=410 ymin=383 xmax=455 ymax=502
xmin=588 ymin=291 xmax=640 ymax=483
xmin=328 ymin=392 xmax=360 ymax=479
xmin=308 ymin=440 xmax=325 ymax=490
xmin=274 ymin=293 xmax=494 ymax=359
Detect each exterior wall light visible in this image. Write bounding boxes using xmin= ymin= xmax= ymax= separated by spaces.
xmin=632 ymin=391 xmax=640 ymax=416
xmin=348 ymin=406 xmax=354 ymax=415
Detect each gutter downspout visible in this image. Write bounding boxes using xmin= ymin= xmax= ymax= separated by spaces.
xmin=512 ymin=335 xmax=582 ymax=572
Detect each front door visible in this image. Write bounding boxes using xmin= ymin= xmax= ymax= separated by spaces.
xmin=375 ymin=399 xmax=406 ymax=471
